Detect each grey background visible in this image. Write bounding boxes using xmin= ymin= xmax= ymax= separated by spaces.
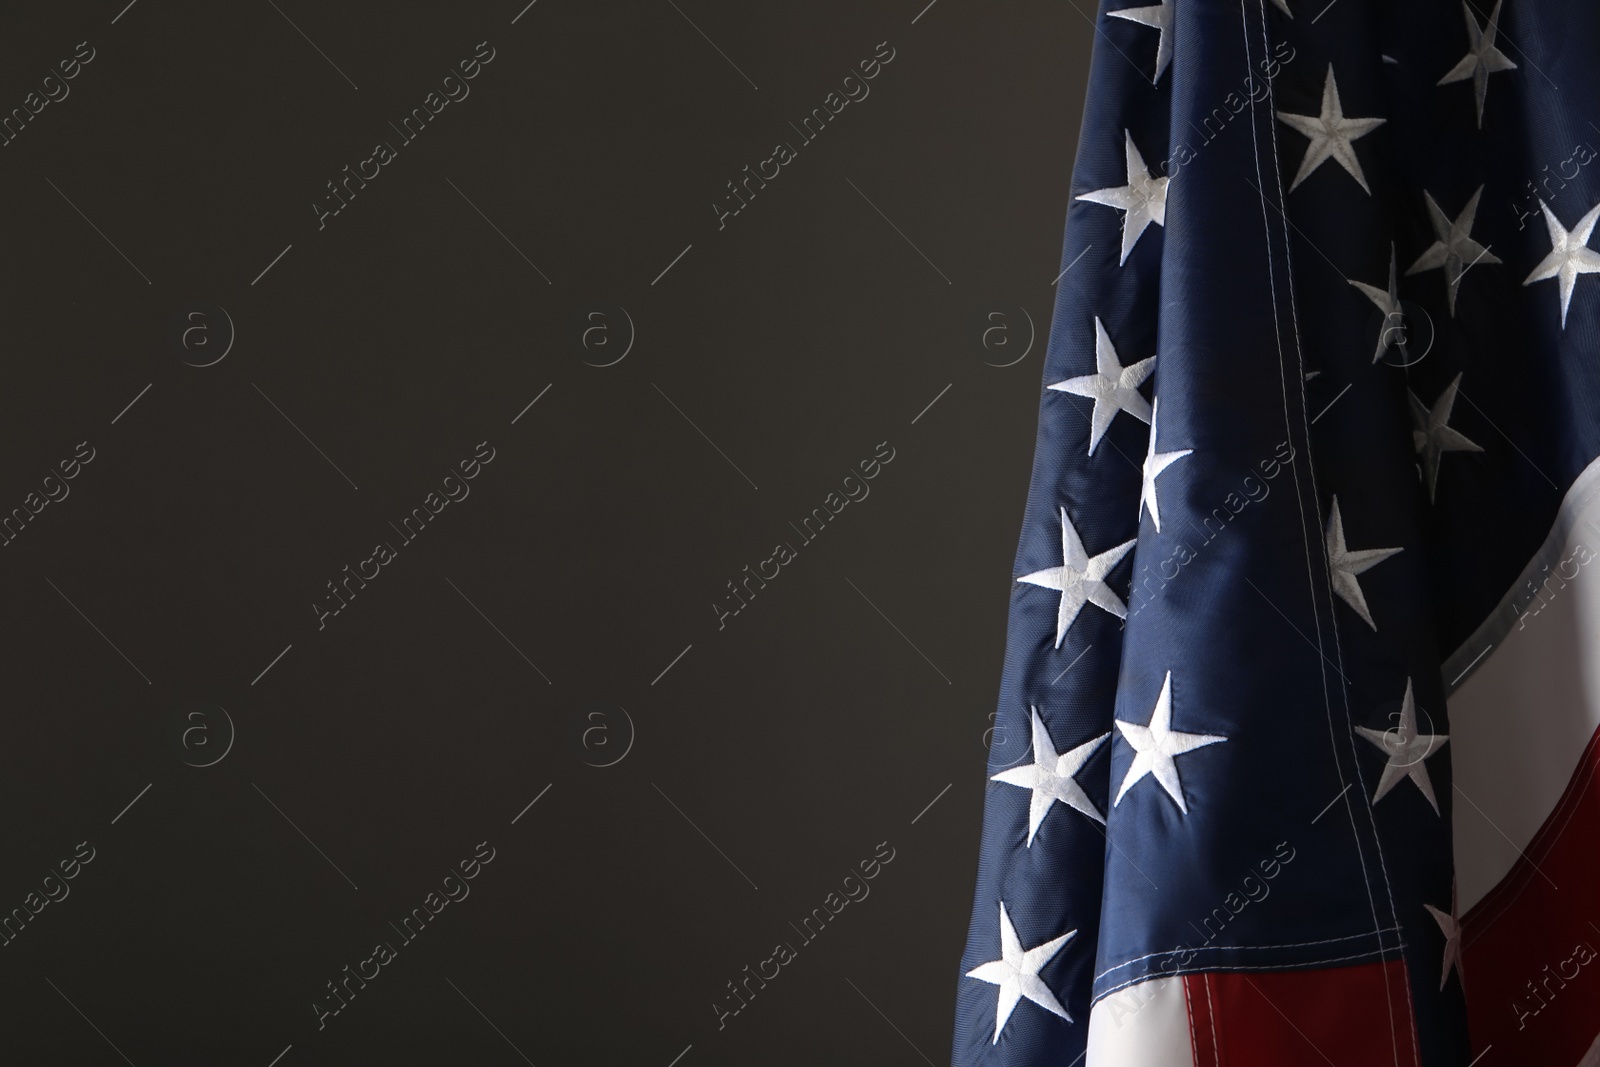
xmin=0 ymin=1 xmax=1091 ymax=1063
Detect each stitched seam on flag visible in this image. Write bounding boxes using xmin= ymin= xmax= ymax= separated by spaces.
xmin=1092 ymin=947 xmax=1394 ymax=1000
xmin=1090 ymin=934 xmax=1407 ymax=998
xmin=1241 ymin=3 xmax=1411 ymax=1063
xmin=1391 ymin=957 xmax=1423 ymax=1067
xmin=1093 ymin=927 xmax=1396 ymax=979
xmin=1235 ymin=0 xmax=1372 ymax=946
xmin=1205 ymin=972 xmax=1221 ymax=1067
xmin=1184 ymin=974 xmax=1202 ymax=1067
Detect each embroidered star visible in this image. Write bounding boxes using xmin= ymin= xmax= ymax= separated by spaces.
xmin=1139 ymin=398 xmax=1191 ymax=533
xmin=1048 ymin=317 xmax=1154 ymax=455
xmin=1424 ymin=897 xmax=1463 ymax=991
xmin=966 ymin=902 xmax=1075 ymax=1042
xmin=1349 ymin=245 xmax=1408 ymax=364
xmin=1437 ymin=0 xmax=1516 ymax=128
xmin=1523 ymin=199 xmax=1600 ymax=328
xmin=1355 ymin=678 xmax=1449 ymax=814
xmin=1018 ymin=507 xmax=1136 ymax=648
xmin=1108 ymin=0 xmax=1174 ymax=83
xmin=1114 ymin=671 xmax=1226 ymax=814
xmin=1406 ymin=186 xmax=1500 ymax=316
xmin=1076 ymin=130 xmax=1170 ymax=265
xmin=1277 ymin=66 xmax=1386 ymax=194
xmin=991 ymin=708 xmax=1109 ymax=844
xmin=1271 ymin=0 xmax=1293 ymax=14
xmin=1326 ymin=496 xmax=1403 ymax=631
xmin=1409 ymin=373 xmax=1483 ymax=503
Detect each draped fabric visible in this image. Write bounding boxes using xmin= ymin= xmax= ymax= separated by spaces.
xmin=952 ymin=0 xmax=1600 ymax=1063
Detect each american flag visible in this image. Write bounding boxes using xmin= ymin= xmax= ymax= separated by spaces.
xmin=952 ymin=0 xmax=1600 ymax=1063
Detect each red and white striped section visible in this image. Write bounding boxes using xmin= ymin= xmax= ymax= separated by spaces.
xmin=1448 ymin=459 xmax=1600 ymax=1064
xmin=1079 ymin=461 xmax=1600 ymax=1066
xmin=1085 ymin=962 xmax=1418 ymax=1065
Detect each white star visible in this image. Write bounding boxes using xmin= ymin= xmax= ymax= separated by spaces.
xmin=1277 ymin=66 xmax=1386 ymax=194
xmin=1437 ymin=0 xmax=1516 ymax=128
xmin=1139 ymin=398 xmax=1191 ymax=533
xmin=1077 ymin=131 xmax=1170 ymax=265
xmin=1523 ymin=199 xmax=1600 ymax=329
xmin=1271 ymin=0 xmax=1293 ymax=15
xmin=1355 ymin=678 xmax=1449 ymax=814
xmin=1326 ymin=496 xmax=1402 ymax=631
xmin=1018 ymin=507 xmax=1136 ymax=648
xmin=1424 ymin=897 xmax=1463 ymax=991
xmin=991 ymin=708 xmax=1109 ymax=844
xmin=1108 ymin=0 xmax=1174 ymax=83
xmin=1114 ymin=671 xmax=1226 ymax=814
xmin=1349 ymin=245 xmax=1409 ymax=363
xmin=966 ymin=902 xmax=1075 ymax=1042
xmin=1048 ymin=317 xmax=1154 ymax=455
xmin=1409 ymin=372 xmax=1483 ymax=503
xmin=1405 ymin=186 xmax=1500 ymax=316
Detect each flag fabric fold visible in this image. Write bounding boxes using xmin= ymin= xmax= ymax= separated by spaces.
xmin=953 ymin=0 xmax=1600 ymax=1063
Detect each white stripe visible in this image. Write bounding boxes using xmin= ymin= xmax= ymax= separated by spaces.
xmin=1443 ymin=455 xmax=1600 ymax=692
xmin=1577 ymin=1028 xmax=1600 ymax=1067
xmin=1450 ymin=454 xmax=1600 ymax=911
xmin=1086 ymin=974 xmax=1195 ymax=1067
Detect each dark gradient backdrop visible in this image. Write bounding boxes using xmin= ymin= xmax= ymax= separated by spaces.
xmin=0 ymin=1 xmax=1092 ymax=1063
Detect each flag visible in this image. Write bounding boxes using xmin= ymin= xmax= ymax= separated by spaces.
xmin=952 ymin=0 xmax=1600 ymax=1063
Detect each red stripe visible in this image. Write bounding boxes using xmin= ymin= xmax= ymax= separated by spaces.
xmin=1463 ymin=724 xmax=1600 ymax=1062
xmin=1183 ymin=960 xmax=1418 ymax=1066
